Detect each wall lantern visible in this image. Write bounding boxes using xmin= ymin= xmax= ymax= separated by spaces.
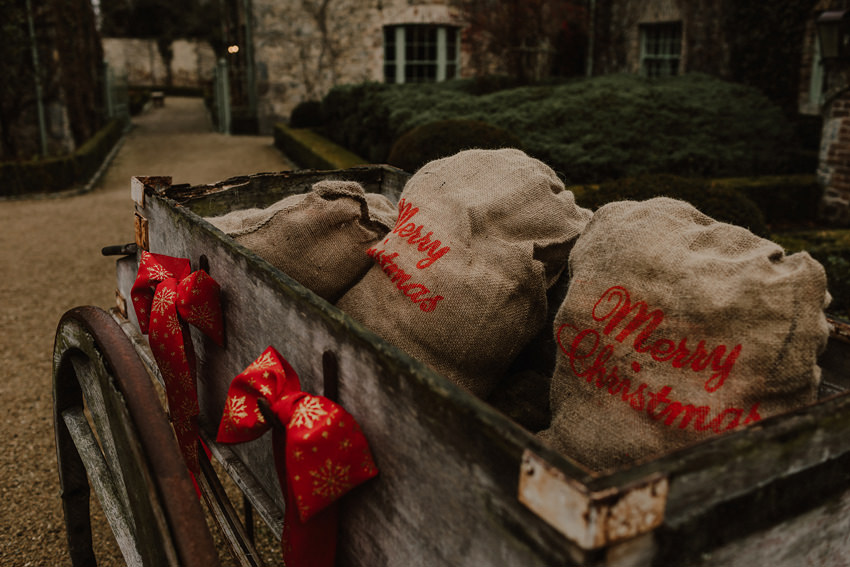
xmin=817 ymin=10 xmax=850 ymax=61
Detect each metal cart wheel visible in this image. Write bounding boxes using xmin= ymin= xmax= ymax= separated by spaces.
xmin=53 ymin=306 xmax=220 ymax=567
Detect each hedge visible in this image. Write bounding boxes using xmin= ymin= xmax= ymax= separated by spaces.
xmin=319 ymin=74 xmax=802 ymax=185
xmin=0 ymin=117 xmax=126 ymax=198
xmin=273 ymin=123 xmax=367 ymax=170
xmin=572 ymin=174 xmax=821 ymax=231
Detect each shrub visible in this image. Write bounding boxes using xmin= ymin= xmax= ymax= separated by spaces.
xmin=578 ymin=173 xmax=769 ymax=237
xmin=128 ymin=88 xmax=150 ymax=115
xmin=386 ymin=119 xmax=523 ymax=173
xmin=289 ymin=100 xmax=324 ymax=128
xmin=319 ymin=74 xmax=799 ymax=185
xmin=273 ymin=123 xmax=367 ymax=170
xmin=0 ymin=118 xmax=125 ymax=198
xmin=710 ymin=175 xmax=822 ymax=229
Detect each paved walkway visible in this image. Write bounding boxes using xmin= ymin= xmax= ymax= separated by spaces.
xmin=0 ymin=97 xmax=294 ymax=566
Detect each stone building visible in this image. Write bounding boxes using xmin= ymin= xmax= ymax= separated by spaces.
xmin=220 ymin=0 xmax=468 ymax=134
xmin=102 ymin=38 xmax=216 ymax=89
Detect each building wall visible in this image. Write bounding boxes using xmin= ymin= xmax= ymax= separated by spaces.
xmin=590 ymin=0 xmax=732 ymax=77
xmin=103 ymin=38 xmax=216 ymax=88
xmin=250 ymin=0 xmax=466 ymax=133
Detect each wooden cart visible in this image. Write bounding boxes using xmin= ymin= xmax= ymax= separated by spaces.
xmin=53 ymin=167 xmax=850 ymax=566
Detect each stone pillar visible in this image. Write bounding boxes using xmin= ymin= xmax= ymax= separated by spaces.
xmin=819 ymin=88 xmax=850 ymax=225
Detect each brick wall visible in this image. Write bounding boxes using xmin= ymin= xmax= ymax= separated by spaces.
xmin=819 ymin=91 xmax=850 ymax=223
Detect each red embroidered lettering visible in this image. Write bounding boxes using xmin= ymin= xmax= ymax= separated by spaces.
xmin=593 ymin=286 xmax=664 ymax=349
xmin=367 ymin=245 xmax=443 ymax=312
xmin=590 ymin=285 xmax=741 ymax=391
xmin=743 ymin=402 xmax=761 ymax=425
xmin=418 ymin=295 xmax=444 ymax=312
xmin=412 ymin=232 xmax=450 ymax=269
xmin=707 ymin=407 xmax=743 ymax=433
xmin=390 ymin=198 xmax=451 ymax=269
xmin=556 ymin=323 xmax=754 ymax=437
xmin=393 ymin=199 xmax=419 ymax=233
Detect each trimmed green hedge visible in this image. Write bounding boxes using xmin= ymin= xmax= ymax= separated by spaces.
xmin=575 ymin=173 xmax=770 ymax=236
xmin=386 ymin=119 xmax=523 ymax=173
xmin=571 ymin=174 xmax=821 ymax=231
xmin=273 ymin=123 xmax=367 ymax=170
xmin=0 ymin=118 xmax=126 ymax=198
xmin=320 ymin=74 xmax=801 ymax=185
xmin=710 ymin=174 xmax=822 ymax=229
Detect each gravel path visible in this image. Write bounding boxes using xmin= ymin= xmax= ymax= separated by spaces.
xmin=0 ymin=97 xmax=295 ymax=566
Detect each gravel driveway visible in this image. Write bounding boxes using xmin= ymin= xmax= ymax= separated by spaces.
xmin=0 ymin=97 xmax=294 ymax=566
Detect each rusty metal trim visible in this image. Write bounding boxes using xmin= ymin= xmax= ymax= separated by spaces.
xmin=114 ymin=289 xmax=127 ymax=319
xmin=134 ymin=212 xmax=149 ymax=250
xmin=519 ymin=450 xmax=668 ymax=550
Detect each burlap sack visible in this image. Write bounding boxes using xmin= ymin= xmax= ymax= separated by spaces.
xmin=336 ymin=148 xmax=593 ymax=398
xmin=207 ymin=180 xmax=396 ymax=302
xmin=539 ymin=197 xmax=831 ymax=472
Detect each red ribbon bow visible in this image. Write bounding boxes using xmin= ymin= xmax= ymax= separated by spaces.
xmin=131 ymin=251 xmax=223 ymax=473
xmin=217 ymin=346 xmax=378 ymax=567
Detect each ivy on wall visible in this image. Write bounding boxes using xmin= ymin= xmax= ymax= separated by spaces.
xmin=590 ymin=0 xmax=820 ymax=118
xmin=721 ymin=0 xmax=820 ymax=117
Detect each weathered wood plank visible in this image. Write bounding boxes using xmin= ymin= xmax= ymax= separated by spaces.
xmin=55 ymin=317 xmax=177 ymax=566
xmin=62 ymin=408 xmax=145 ymax=566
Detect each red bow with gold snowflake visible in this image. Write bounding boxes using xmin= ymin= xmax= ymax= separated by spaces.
xmin=217 ymin=346 xmax=378 ymax=567
xmin=131 ymin=251 xmax=223 ymax=474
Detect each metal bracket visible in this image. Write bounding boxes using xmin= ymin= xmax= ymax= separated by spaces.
xmin=131 ymin=176 xmax=173 ymax=207
xmin=114 ymin=289 xmax=127 ymax=319
xmin=134 ymin=212 xmax=149 ymax=251
xmin=518 ymin=450 xmax=668 ymax=550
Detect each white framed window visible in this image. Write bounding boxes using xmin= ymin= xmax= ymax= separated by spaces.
xmin=640 ymin=22 xmax=682 ymax=78
xmin=383 ymin=24 xmax=460 ymax=84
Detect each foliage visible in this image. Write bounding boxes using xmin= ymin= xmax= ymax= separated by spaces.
xmin=0 ymin=0 xmax=39 ymax=159
xmin=320 ymin=74 xmax=798 ymax=185
xmin=273 ymin=123 xmax=366 ymax=171
xmin=459 ymin=0 xmax=587 ymax=82
xmin=722 ymin=0 xmax=815 ymax=118
xmin=0 ymin=0 xmax=103 ymax=160
xmin=289 ymin=100 xmax=324 ymax=128
xmin=386 ymin=119 xmax=523 ymax=173
xmin=710 ymin=175 xmax=823 ymax=229
xmin=0 ymin=118 xmax=125 ymax=197
xmin=577 ymin=174 xmax=769 ymax=237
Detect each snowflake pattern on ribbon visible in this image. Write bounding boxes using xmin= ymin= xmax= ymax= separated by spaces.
xmin=131 ymin=251 xmax=223 ymax=474
xmin=152 ymin=287 xmax=177 ymax=315
xmin=310 ymin=459 xmax=352 ymax=499
xmin=291 ymin=397 xmax=329 ymax=429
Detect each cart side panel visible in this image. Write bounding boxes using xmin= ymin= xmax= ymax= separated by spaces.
xmin=128 ymin=188 xmax=586 ymax=566
xmin=163 ymin=166 xmax=409 ymax=217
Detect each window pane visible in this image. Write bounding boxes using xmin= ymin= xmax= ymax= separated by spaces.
xmin=384 ymin=27 xmax=395 ymax=61
xmin=385 ymin=24 xmax=460 ymax=84
xmin=641 ymin=22 xmax=681 ymax=77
